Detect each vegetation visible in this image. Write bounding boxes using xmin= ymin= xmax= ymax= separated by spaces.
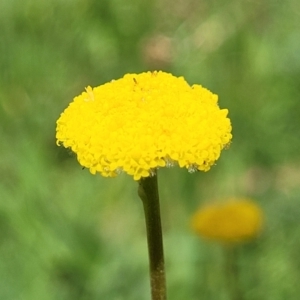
xmin=1 ymin=0 xmax=300 ymax=299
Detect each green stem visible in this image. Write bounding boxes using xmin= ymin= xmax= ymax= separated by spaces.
xmin=224 ymin=246 xmax=244 ymax=300
xmin=138 ymin=173 xmax=166 ymax=300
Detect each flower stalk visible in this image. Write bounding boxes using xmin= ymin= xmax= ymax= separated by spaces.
xmin=138 ymin=172 xmax=166 ymax=300
xmin=224 ymin=246 xmax=244 ymax=300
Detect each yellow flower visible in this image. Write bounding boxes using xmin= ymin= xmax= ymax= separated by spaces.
xmin=191 ymin=199 xmax=263 ymax=244
xmin=56 ymin=71 xmax=232 ymax=180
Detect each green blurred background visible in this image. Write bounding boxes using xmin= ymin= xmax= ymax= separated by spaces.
xmin=1 ymin=0 xmax=300 ymax=299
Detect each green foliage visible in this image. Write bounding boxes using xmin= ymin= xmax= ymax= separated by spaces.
xmin=1 ymin=0 xmax=300 ymax=299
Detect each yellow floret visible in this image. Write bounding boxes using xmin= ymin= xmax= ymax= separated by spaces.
xmin=56 ymin=71 xmax=232 ymax=180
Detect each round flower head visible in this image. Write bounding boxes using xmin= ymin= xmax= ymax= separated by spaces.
xmin=191 ymin=199 xmax=263 ymax=244
xmin=56 ymin=71 xmax=232 ymax=180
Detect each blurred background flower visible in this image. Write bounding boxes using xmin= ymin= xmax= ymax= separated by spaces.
xmin=191 ymin=198 xmax=263 ymax=244
xmin=191 ymin=198 xmax=264 ymax=300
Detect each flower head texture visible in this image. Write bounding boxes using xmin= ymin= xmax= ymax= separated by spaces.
xmin=191 ymin=199 xmax=263 ymax=244
xmin=56 ymin=71 xmax=232 ymax=180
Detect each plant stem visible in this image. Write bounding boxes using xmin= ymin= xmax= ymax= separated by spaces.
xmin=224 ymin=246 xmax=244 ymax=300
xmin=138 ymin=173 xmax=166 ymax=300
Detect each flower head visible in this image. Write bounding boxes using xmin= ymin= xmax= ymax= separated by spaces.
xmin=191 ymin=198 xmax=263 ymax=244
xmin=56 ymin=71 xmax=232 ymax=180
